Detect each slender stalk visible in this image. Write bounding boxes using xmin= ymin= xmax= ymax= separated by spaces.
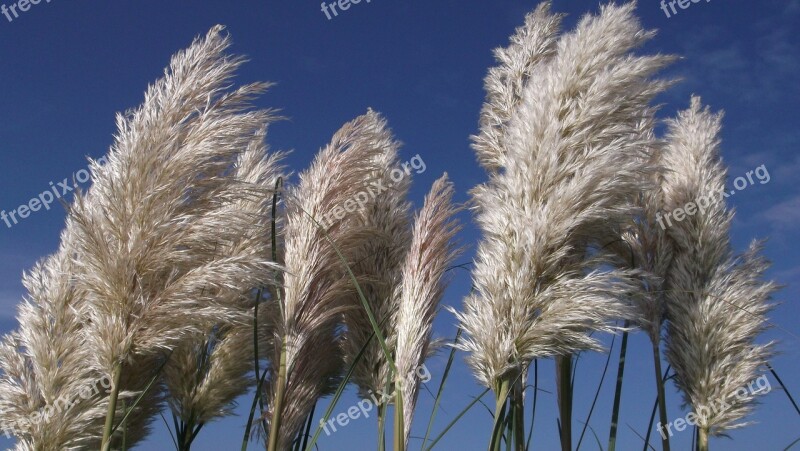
xmin=512 ymin=377 xmax=525 ymax=451
xmin=121 ymin=400 xmax=128 ymax=451
xmin=556 ymin=355 xmax=573 ymax=451
xmin=267 ymin=341 xmax=288 ymax=451
xmin=101 ymin=362 xmax=123 ymax=451
xmin=643 ymin=365 xmax=671 ymax=451
xmin=393 ymin=386 xmax=405 ymax=451
xmin=609 ymin=324 xmax=630 ymax=451
xmin=177 ymin=412 xmax=203 ymax=451
xmin=651 ymin=340 xmax=670 ymax=451
xmin=490 ymin=379 xmax=511 ymax=451
xmin=424 ymin=388 xmax=491 ymax=451
xmin=242 ymin=368 xmax=269 ymax=451
xmin=698 ymin=427 xmax=709 ymax=451
xmin=525 ymin=360 xmax=539 ymax=451
xmin=378 ymin=404 xmax=387 ymax=451
xmin=506 ymin=404 xmax=514 ymax=451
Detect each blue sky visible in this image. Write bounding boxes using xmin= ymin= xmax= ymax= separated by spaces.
xmin=0 ymin=0 xmax=798 ymax=449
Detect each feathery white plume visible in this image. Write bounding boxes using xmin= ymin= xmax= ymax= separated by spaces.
xmin=164 ymin=133 xmax=286 ymax=444
xmin=340 ymin=110 xmax=412 ymax=401
xmin=662 ymin=97 xmax=777 ymax=437
xmin=1 ymin=25 xmax=281 ymax=449
xmin=394 ymin=175 xmax=461 ymax=442
xmin=456 ymin=2 xmax=674 ymax=387
xmin=264 ymin=111 xmax=387 ymax=449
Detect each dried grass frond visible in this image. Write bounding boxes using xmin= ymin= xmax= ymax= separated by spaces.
xmin=611 ymin=119 xmax=674 ymax=342
xmin=1 ymin=24 xmax=280 ymax=449
xmin=662 ymin=97 xmax=777 ymax=434
xmin=264 ymin=111 xmax=389 ymax=448
xmin=339 ymin=110 xmax=412 ymax=400
xmin=472 ymin=1 xmax=564 ymax=172
xmin=164 ymin=133 xmax=286 ymax=429
xmin=395 ymin=174 xmax=462 ymax=441
xmin=457 ymin=2 xmax=674 ymax=387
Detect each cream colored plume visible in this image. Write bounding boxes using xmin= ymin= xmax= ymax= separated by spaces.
xmin=263 ymin=111 xmax=390 ymax=449
xmin=456 ymin=2 xmax=674 ymax=388
xmin=1 ymin=24 xmax=281 ymax=449
xmin=164 ymin=133 xmax=285 ymax=439
xmin=662 ymin=97 xmax=777 ymax=436
xmin=394 ymin=175 xmax=461 ymax=442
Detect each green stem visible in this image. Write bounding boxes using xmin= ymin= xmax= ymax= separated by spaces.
xmin=698 ymin=427 xmax=709 ymax=451
xmin=378 ymin=404 xmax=387 ymax=451
xmin=557 ymin=355 xmax=573 ymax=451
xmin=608 ymin=326 xmax=630 ymax=451
xmin=652 ymin=340 xmax=670 ymax=451
xmin=121 ymin=400 xmax=127 ymax=451
xmin=267 ymin=341 xmax=288 ymax=451
xmin=490 ymin=379 xmax=511 ymax=451
xmin=512 ymin=377 xmax=525 ymax=451
xmin=394 ymin=385 xmax=405 ymax=451
xmin=101 ymin=362 xmax=123 ymax=451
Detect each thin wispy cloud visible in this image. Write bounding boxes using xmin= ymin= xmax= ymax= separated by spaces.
xmin=671 ymin=2 xmax=799 ymax=104
xmin=761 ymin=195 xmax=800 ymax=231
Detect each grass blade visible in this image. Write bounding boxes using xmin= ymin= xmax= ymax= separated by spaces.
xmin=110 ymin=353 xmax=172 ymax=436
xmin=525 ymin=360 xmax=538 ymax=451
xmin=577 ymin=334 xmax=616 ymax=450
xmin=242 ymin=367 xmax=270 ymax=451
xmin=424 ymin=387 xmax=491 ymax=451
xmin=422 ymin=329 xmax=462 ymax=449
xmin=642 ymin=365 xmax=671 ymax=451
xmin=608 ymin=323 xmax=630 ymax=451
xmin=768 ymin=364 xmax=800 ymax=416
xmin=304 ymin=326 xmax=380 ymax=451
xmin=627 ymin=423 xmax=656 ymax=451
xmin=784 ymin=436 xmax=800 ymax=450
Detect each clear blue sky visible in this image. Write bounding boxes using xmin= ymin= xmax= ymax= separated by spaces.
xmin=1 ymin=1 xmax=798 ymax=450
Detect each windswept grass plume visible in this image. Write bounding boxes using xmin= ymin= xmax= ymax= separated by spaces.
xmin=457 ymin=0 xmax=671 ymax=389
xmin=340 ymin=110 xmax=411 ymax=405
xmin=471 ymin=2 xmax=563 ymax=173
xmin=163 ymin=136 xmax=286 ymax=450
xmin=455 ymin=2 xmax=673 ymax=448
xmin=394 ymin=175 xmax=461 ymax=445
xmin=263 ymin=111 xmax=388 ymax=451
xmin=0 ymin=227 xmax=126 ymax=450
xmin=662 ymin=97 xmax=777 ymax=450
xmin=329 ymin=111 xmax=461 ymax=450
xmin=52 ymin=25 xmax=280 ymax=449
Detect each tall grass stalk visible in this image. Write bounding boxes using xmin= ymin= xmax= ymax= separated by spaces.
xmin=101 ymin=363 xmax=123 ymax=451
xmin=651 ymin=342 xmax=669 ymax=451
xmin=457 ymin=7 xmax=672 ymax=449
xmin=662 ymin=98 xmax=777 ymax=449
xmin=608 ymin=324 xmax=629 ymax=451
xmin=556 ymin=356 xmax=573 ymax=451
